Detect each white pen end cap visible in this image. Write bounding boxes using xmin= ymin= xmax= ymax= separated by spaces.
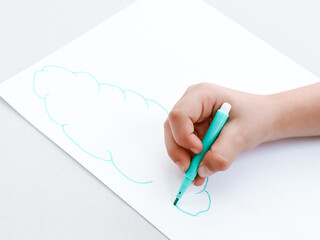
xmin=220 ymin=102 xmax=231 ymax=115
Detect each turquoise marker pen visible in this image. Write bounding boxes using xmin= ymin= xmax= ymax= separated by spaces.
xmin=173 ymin=102 xmax=231 ymax=206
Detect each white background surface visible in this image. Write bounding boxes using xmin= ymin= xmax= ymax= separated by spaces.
xmin=0 ymin=0 xmax=319 ymax=239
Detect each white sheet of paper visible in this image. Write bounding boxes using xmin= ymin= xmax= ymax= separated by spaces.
xmin=1 ymin=0 xmax=320 ymax=239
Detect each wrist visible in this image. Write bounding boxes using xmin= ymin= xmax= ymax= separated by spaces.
xmin=261 ymin=83 xmax=320 ymax=142
xmin=258 ymin=94 xmax=284 ymax=143
xmin=264 ymin=91 xmax=301 ymax=141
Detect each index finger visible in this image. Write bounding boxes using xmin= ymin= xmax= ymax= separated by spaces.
xmin=168 ymin=85 xmax=218 ymax=153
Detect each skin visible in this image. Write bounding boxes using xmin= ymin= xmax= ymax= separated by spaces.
xmin=164 ymin=82 xmax=320 ymax=186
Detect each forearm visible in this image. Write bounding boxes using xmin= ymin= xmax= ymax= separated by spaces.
xmin=269 ymin=82 xmax=320 ymax=140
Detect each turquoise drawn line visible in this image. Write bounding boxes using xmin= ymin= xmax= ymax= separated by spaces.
xmin=196 ymin=177 xmax=209 ymax=194
xmin=175 ymin=178 xmax=211 ymax=217
xmin=33 ymin=65 xmax=211 ymax=215
xmin=34 ymin=66 xmax=152 ymax=184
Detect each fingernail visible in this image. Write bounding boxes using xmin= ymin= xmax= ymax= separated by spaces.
xmin=176 ymin=162 xmax=185 ymax=172
xmin=198 ymin=164 xmax=213 ymax=178
xmin=191 ymin=148 xmax=200 ymax=154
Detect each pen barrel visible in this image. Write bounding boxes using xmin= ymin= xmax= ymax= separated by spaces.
xmin=185 ymin=109 xmax=229 ymax=180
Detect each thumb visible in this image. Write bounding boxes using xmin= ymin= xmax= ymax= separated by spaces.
xmin=198 ymin=124 xmax=243 ymax=178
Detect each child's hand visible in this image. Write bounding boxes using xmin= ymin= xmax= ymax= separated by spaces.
xmin=164 ymin=83 xmax=278 ymax=186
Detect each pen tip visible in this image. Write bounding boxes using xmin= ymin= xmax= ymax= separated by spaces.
xmin=174 ymin=198 xmax=179 ymax=206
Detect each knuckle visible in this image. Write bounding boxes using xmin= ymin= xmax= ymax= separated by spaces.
xmin=186 ymin=82 xmax=210 ymax=93
xmin=167 ymin=147 xmax=186 ymax=164
xmin=163 ymin=119 xmax=170 ymax=129
xmin=195 ymin=82 xmax=210 ymax=90
xmin=212 ymin=152 xmax=230 ymax=171
xmin=168 ymin=109 xmax=182 ymax=122
xmin=167 ymin=149 xmax=176 ymax=161
xmin=174 ymin=134 xmax=188 ymax=147
xmin=185 ymin=85 xmax=194 ymax=93
xmin=165 ymin=141 xmax=177 ymax=160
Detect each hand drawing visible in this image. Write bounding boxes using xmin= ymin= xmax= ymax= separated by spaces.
xmin=33 ymin=65 xmax=211 ymax=216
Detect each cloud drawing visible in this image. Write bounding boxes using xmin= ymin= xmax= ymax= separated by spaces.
xmin=33 ymin=65 xmax=211 ymax=216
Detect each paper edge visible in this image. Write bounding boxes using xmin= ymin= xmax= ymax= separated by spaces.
xmin=0 ymin=93 xmax=171 ymax=239
xmin=0 ymin=0 xmax=140 ymax=90
xmin=200 ymin=0 xmax=320 ymax=82
xmin=1 ymin=0 xmax=319 ymax=92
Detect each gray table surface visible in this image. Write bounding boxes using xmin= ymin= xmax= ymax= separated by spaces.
xmin=1 ymin=0 xmax=319 ymax=239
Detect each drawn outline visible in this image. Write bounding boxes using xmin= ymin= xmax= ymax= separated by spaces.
xmin=33 ymin=65 xmax=211 ymax=216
